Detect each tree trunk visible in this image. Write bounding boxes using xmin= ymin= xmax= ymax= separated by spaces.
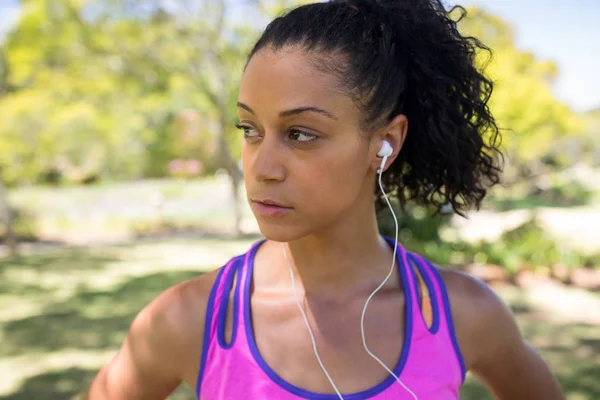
xmin=230 ymin=166 xmax=243 ymax=237
xmin=217 ymin=118 xmax=243 ymax=237
xmin=0 ymin=178 xmax=17 ymax=257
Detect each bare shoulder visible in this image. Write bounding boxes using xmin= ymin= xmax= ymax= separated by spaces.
xmin=130 ymin=267 xmax=223 ymax=366
xmin=435 ymin=266 xmax=516 ymax=370
xmin=137 ymin=267 xmax=222 ymax=333
xmin=83 ymin=268 xmax=224 ymax=399
xmin=436 ymin=266 xmax=504 ymax=311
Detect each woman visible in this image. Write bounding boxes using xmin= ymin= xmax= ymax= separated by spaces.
xmin=82 ymin=0 xmax=564 ymax=399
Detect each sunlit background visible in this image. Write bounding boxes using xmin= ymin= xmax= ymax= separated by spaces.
xmin=0 ymin=1 xmax=598 ymax=399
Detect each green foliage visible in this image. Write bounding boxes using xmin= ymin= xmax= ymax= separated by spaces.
xmin=0 ymin=1 xmax=586 ymax=187
xmin=378 ymin=202 xmax=600 ymax=273
xmin=490 ymin=178 xmax=594 ymax=211
xmin=467 ymin=217 xmax=600 ymax=279
xmin=0 ymin=207 xmax=38 ymax=243
xmin=0 ymin=0 xmax=258 ymax=186
xmin=581 ymin=108 xmax=600 ymax=166
xmin=377 ymin=202 xmax=458 ymax=265
xmin=458 ymin=8 xmax=583 ymax=172
xmin=478 ymin=218 xmax=560 ymax=275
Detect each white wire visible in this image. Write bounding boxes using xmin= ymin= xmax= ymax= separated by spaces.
xmin=283 ymin=244 xmax=345 ymax=400
xmin=357 ymin=167 xmax=419 ymax=400
xmin=281 ymin=165 xmax=419 ymax=400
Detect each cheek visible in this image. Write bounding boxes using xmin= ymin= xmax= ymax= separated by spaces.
xmin=295 ymin=147 xmax=368 ymax=212
xmin=241 ymin=142 xmax=253 ymax=186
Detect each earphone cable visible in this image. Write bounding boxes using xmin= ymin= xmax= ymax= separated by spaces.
xmin=283 ymin=244 xmax=345 ymax=400
xmin=357 ymin=169 xmax=419 ymax=400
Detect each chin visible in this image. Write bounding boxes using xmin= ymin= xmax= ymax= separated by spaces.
xmin=254 ymin=218 xmax=310 ymax=243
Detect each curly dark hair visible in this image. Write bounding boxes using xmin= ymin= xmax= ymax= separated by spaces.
xmin=247 ymin=0 xmax=503 ymax=216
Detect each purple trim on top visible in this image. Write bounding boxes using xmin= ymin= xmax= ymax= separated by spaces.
xmin=426 ymin=259 xmax=467 ymax=384
xmin=195 ymin=265 xmax=229 ymax=398
xmin=242 ymin=237 xmax=414 ymax=399
xmin=407 ymin=252 xmax=440 ymax=334
xmin=217 ymin=259 xmax=243 ymax=349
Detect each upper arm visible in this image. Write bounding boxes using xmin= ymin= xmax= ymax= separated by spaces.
xmin=83 ymin=271 xmax=219 ymax=400
xmin=441 ymin=268 xmax=565 ymax=400
xmin=87 ymin=306 xmax=182 ymax=399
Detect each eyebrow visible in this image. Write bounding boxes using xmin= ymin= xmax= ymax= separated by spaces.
xmin=237 ymin=102 xmax=338 ymax=120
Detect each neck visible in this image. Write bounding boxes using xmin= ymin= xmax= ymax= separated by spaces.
xmin=282 ymin=203 xmax=397 ymax=296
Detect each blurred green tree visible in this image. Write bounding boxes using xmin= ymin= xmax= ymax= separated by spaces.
xmin=458 ymin=7 xmax=583 ymax=181
xmin=581 ymin=108 xmax=600 ymax=166
xmin=0 ymin=0 xmax=265 ymax=234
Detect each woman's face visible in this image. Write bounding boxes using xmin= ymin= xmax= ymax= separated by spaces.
xmin=238 ymin=48 xmax=380 ymax=242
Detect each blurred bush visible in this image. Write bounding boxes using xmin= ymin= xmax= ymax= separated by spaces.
xmin=0 ymin=207 xmax=38 ymax=243
xmin=378 ymin=204 xmax=600 ymax=280
xmin=491 ymin=179 xmax=594 ymax=211
xmin=377 ymin=202 xmax=457 ymax=265
xmin=473 ymin=218 xmax=560 ymax=278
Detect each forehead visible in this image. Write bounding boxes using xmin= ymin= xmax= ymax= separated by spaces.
xmin=239 ymin=48 xmax=352 ymax=113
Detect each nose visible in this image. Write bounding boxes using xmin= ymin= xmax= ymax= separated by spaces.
xmin=249 ymin=133 xmax=286 ymax=183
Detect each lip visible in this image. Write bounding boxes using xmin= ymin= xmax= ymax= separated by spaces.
xmin=251 ymin=199 xmax=293 ymax=218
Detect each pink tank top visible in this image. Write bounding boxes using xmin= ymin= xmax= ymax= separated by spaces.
xmin=196 ymin=238 xmax=466 ymax=399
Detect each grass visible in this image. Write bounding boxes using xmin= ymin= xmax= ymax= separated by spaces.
xmin=460 ymin=286 xmax=600 ymax=399
xmin=1 ymin=237 xmax=599 ymax=399
xmin=5 ymin=177 xmax=255 ymax=243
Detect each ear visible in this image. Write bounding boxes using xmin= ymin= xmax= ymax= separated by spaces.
xmin=371 ymin=114 xmax=408 ymax=173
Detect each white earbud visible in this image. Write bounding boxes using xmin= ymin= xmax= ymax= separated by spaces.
xmin=377 ymin=140 xmax=394 ymax=157
xmin=377 ymin=140 xmax=393 ymax=173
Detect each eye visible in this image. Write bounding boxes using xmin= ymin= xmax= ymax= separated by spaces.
xmin=289 ymin=129 xmax=318 ymax=143
xmin=235 ymin=123 xmax=259 ymax=139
